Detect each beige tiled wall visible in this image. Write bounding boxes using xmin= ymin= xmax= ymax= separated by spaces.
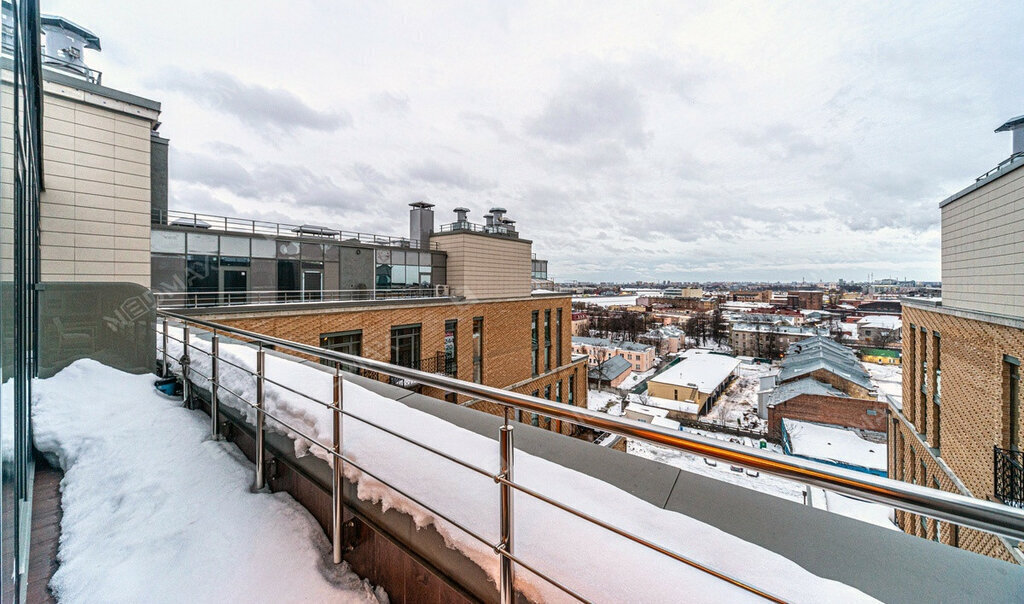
xmin=430 ymin=231 xmax=532 ymax=300
xmin=941 ymin=166 xmax=1024 ymax=319
xmin=37 ymin=79 xmax=158 ymax=286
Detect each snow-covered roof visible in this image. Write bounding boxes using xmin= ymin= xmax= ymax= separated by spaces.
xmin=624 ymin=402 xmax=670 ymax=418
xmin=649 ymin=354 xmax=741 ymax=393
xmin=643 ymin=396 xmax=700 ymax=415
xmin=652 ymin=416 xmax=682 ymax=431
xmin=783 ymin=419 xmax=886 ymax=471
xmin=857 ymin=315 xmax=902 ymax=330
xmin=572 ymin=336 xmax=653 ymax=353
xmin=778 ymin=339 xmax=875 ymax=393
xmin=588 ymin=355 xmax=633 ymax=381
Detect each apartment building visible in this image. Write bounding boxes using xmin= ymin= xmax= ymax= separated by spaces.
xmin=729 ymin=322 xmax=829 ymax=358
xmin=571 ymin=336 xmax=656 ymax=372
xmin=173 ymin=205 xmax=589 ymax=435
xmin=890 ymin=117 xmax=1024 ymax=563
xmin=787 ymin=290 xmax=824 ymax=310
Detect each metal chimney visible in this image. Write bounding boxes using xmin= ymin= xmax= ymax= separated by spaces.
xmin=453 ymin=207 xmax=470 ymax=223
xmin=40 ymin=14 xmax=101 ymax=83
xmin=489 ymin=207 xmax=507 ymax=223
xmin=996 ymin=115 xmax=1024 ymax=155
xmin=483 ymin=214 xmax=494 ymax=230
xmin=409 ymin=201 xmax=435 ymax=249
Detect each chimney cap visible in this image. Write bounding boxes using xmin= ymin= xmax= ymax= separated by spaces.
xmin=453 ymin=207 xmax=470 ymax=213
xmin=409 ymin=201 xmax=434 ymax=209
xmin=995 ymin=114 xmax=1024 ymax=133
xmin=489 ymin=206 xmax=507 ymax=214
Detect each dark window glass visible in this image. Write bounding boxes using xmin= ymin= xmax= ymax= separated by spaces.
xmin=391 ymin=324 xmax=422 ymax=369
xmin=320 ymin=330 xmax=362 ymax=372
xmin=444 ymin=319 xmax=457 ymax=376
xmin=472 ymin=317 xmax=484 ymax=383
xmin=556 ymin=308 xmax=563 ymax=366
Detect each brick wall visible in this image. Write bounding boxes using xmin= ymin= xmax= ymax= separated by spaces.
xmin=767 ymin=394 xmax=886 ymax=439
xmin=889 ymin=303 xmax=1024 ymax=563
xmin=201 ymin=296 xmax=588 ymax=435
xmin=805 ymin=368 xmax=874 ymax=399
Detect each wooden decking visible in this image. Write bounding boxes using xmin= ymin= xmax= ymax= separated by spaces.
xmin=26 ymin=457 xmax=63 ymax=603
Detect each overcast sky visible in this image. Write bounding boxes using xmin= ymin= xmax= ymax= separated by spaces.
xmin=48 ymin=1 xmax=1024 ymax=283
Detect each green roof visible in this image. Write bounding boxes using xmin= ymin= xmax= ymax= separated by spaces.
xmin=860 ymin=348 xmax=900 ymax=358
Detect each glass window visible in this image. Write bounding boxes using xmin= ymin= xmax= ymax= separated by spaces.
xmin=152 ymin=230 xmax=185 ymax=253
xmin=545 ymin=384 xmax=552 ymax=400
xmin=186 ymin=255 xmax=219 ymax=292
xmin=473 ymin=317 xmax=484 ymax=383
xmin=556 ymin=381 xmax=562 ymax=403
xmin=187 ymin=232 xmax=219 ymax=254
xmin=391 ymin=324 xmax=422 ymax=369
xmin=320 ymin=330 xmax=362 ymax=372
xmin=531 ymin=311 xmax=539 ymax=376
xmin=444 ymin=319 xmax=457 ymax=376
xmin=1008 ymin=357 xmax=1020 ymax=451
xmin=544 ymin=309 xmax=551 ymax=372
xmin=568 ymin=375 xmax=575 ymax=406
xmin=556 ymin=308 xmax=563 ymax=366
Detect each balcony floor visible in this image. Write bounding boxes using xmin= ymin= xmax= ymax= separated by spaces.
xmin=27 ymin=456 xmax=62 ymax=604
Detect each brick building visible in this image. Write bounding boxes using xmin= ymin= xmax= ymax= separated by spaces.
xmin=571 ymin=336 xmax=656 ymax=373
xmin=787 ymin=290 xmax=824 ymax=310
xmin=170 ymin=205 xmax=589 ymax=436
xmin=889 ymin=118 xmax=1024 ymax=563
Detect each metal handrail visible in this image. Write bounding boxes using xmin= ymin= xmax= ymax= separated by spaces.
xmin=153 ymin=288 xmax=446 ymax=309
xmin=158 ymin=309 xmax=1024 ymax=544
xmin=150 ymin=208 xmax=440 ymax=250
xmin=158 ymin=314 xmax=787 ymax=602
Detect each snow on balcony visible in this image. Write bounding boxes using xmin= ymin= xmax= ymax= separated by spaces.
xmin=160 ymin=327 xmax=876 ymax=603
xmin=30 ymin=360 xmax=386 ymax=603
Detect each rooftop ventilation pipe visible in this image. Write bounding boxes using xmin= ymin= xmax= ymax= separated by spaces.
xmin=996 ymin=114 xmax=1024 ymax=156
xmin=409 ymin=201 xmax=435 ymax=249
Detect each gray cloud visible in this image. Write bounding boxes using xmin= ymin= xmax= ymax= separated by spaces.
xmin=525 ymin=77 xmax=649 ymax=149
xmin=158 ymin=69 xmax=352 ymax=134
xmin=170 ymin=148 xmax=367 ymax=212
xmin=405 ymin=160 xmax=496 ymax=191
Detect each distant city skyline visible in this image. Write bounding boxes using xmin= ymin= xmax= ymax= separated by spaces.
xmin=48 ymin=0 xmax=1024 ymax=282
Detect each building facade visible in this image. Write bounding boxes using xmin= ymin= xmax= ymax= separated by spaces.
xmin=889 ymin=118 xmax=1024 ymax=563
xmin=571 ymin=336 xmax=656 ymax=372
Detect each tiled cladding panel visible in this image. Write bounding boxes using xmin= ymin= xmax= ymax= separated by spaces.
xmin=37 ymin=83 xmax=156 ymax=287
xmin=941 ymin=166 xmax=1024 ymax=319
xmin=432 ymin=232 xmax=532 ymax=300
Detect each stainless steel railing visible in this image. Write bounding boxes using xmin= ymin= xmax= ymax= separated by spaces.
xmin=153 ymin=287 xmax=449 ymax=309
xmin=156 ymin=310 xmax=1024 ymax=603
xmin=151 ymin=208 xmax=441 ymax=250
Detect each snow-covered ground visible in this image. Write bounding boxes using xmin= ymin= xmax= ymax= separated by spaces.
xmin=32 ymin=360 xmax=385 ymax=603
xmin=863 ymin=362 xmax=902 ymax=409
xmin=587 ymin=389 xmax=623 ymax=413
xmin=158 ymin=327 xmax=875 ymax=603
xmin=702 ymin=361 xmax=775 ymax=432
xmin=784 ymin=420 xmax=887 ymax=472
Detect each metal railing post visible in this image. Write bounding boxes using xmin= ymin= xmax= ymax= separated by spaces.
xmin=255 ymin=343 xmax=266 ymax=490
xmin=499 ymin=408 xmax=515 ymax=604
xmin=181 ymin=323 xmax=191 ymax=406
xmin=332 ymin=364 xmax=344 ymax=564
xmin=211 ymin=333 xmax=220 ymax=439
xmin=161 ymin=318 xmax=169 ymax=377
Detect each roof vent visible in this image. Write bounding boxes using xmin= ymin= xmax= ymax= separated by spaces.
xmin=40 ymin=14 xmax=101 ymax=83
xmin=996 ymin=114 xmax=1024 ymax=156
xmin=453 ymin=207 xmax=470 ymax=223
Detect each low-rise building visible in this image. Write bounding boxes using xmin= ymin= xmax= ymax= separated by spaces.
xmin=571 ymin=336 xmax=656 ymax=373
xmin=857 ymin=315 xmax=902 ymax=346
xmin=646 ymin=351 xmax=740 ymax=415
xmin=729 ymin=323 xmax=829 ymax=358
xmin=588 ymin=355 xmax=633 ymax=390
xmin=861 ymin=348 xmax=901 ymax=365
xmin=638 ymin=325 xmax=683 ymax=355
xmin=787 ymin=290 xmax=824 ymax=310
xmin=763 ymin=377 xmax=887 ymax=439
xmin=777 ymin=337 xmax=877 ymax=399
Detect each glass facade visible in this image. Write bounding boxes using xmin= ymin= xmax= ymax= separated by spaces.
xmin=1 ymin=1 xmax=43 ymax=597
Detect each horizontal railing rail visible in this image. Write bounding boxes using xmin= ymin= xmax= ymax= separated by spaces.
xmin=151 ymin=208 xmax=440 ymax=250
xmin=156 ymin=310 xmax=1024 ymax=603
xmin=153 ymin=288 xmax=447 ymax=309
